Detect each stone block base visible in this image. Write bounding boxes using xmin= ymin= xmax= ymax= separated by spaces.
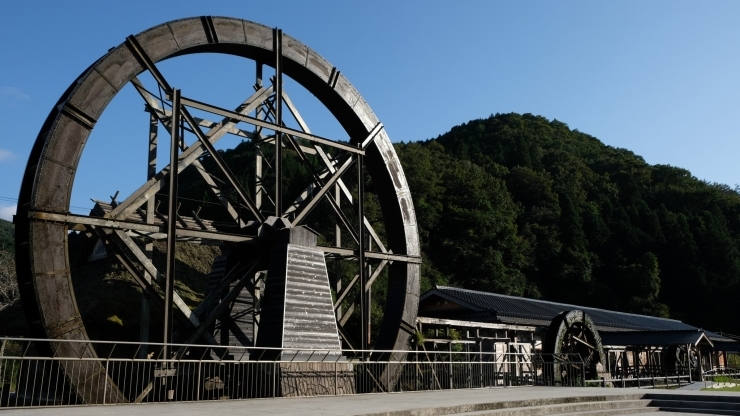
xmin=279 ymin=362 xmax=355 ymax=397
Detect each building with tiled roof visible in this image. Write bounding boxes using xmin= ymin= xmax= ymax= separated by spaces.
xmin=416 ymin=285 xmax=739 ymax=382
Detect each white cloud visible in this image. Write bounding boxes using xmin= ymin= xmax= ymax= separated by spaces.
xmin=0 ymin=205 xmax=16 ymax=222
xmin=0 ymin=87 xmax=30 ymax=106
xmin=0 ymin=149 xmax=15 ymax=162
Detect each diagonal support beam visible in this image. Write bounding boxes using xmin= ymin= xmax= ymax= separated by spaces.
xmin=111 ymin=85 xmax=273 ymax=220
xmin=321 ymin=245 xmax=421 ymax=263
xmin=334 ymin=273 xmax=360 ymax=311
xmin=339 ymin=303 xmax=355 ymax=327
xmin=191 ymin=260 xmax=246 ymax=319
xmin=133 ymin=77 xmax=262 ymax=143
xmin=365 ymin=259 xmax=389 ymax=292
xmin=263 ymin=93 xmax=360 ymax=244
xmin=190 ymin=159 xmax=246 ymax=227
xmin=125 ymin=36 xmax=172 ymax=93
xmin=333 ymin=259 xmax=388 ymax=311
xmin=93 ymin=228 xmax=217 ymax=345
xmin=134 ymin=84 xmax=250 ymax=229
xmin=337 ymin=323 xmax=357 ymax=351
xmin=182 ymin=262 xmax=260 ymax=346
xmin=361 ymin=122 xmax=383 ymax=150
xmin=28 ymin=210 xmax=254 ymax=243
xmin=174 ymin=94 xmax=364 ymax=155
xmin=291 ymin=155 xmax=355 ymax=226
xmin=281 ymin=91 xmax=387 ymax=252
xmin=108 ymin=230 xmax=210 ymax=333
xmin=179 ymin=103 xmax=265 ymax=223
xmin=280 ymin=132 xmax=359 ymax=244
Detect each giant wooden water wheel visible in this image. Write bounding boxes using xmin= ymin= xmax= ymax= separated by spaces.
xmin=15 ymin=16 xmax=420 ymax=403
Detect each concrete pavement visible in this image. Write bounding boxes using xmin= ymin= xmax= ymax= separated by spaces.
xmin=3 ymin=386 xmax=739 ymax=415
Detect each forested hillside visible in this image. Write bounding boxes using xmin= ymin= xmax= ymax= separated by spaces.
xmin=396 ymin=113 xmax=740 ymax=334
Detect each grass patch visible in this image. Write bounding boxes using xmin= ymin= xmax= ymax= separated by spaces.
xmin=712 ymin=375 xmax=740 ymax=383
xmin=703 ymin=385 xmax=740 ymax=392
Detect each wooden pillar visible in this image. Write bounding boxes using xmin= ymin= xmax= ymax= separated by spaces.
xmin=254 ymin=62 xmax=263 ymax=211
xmin=163 ymin=89 xmax=181 ymax=361
xmin=139 ymin=109 xmax=157 ymax=358
xmin=334 ymin=184 xmax=342 ymax=321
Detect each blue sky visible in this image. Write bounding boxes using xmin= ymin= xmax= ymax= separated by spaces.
xmin=1 ymin=0 xmax=739 ymax=221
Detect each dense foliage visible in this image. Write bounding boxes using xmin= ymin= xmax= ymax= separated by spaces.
xmin=0 ymin=220 xmax=18 ymax=314
xmin=0 ymin=219 xmax=13 ymax=253
xmin=396 ymin=113 xmax=740 ymax=334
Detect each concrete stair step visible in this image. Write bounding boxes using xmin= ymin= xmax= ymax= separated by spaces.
xmin=557 ymin=407 xmax=660 ymax=416
xmin=644 ymin=393 xmax=740 ymax=404
xmin=649 ymin=399 xmax=740 ymax=412
xmin=445 ymin=399 xmax=651 ymax=416
xmin=654 ymin=407 xmax=740 ymax=415
xmin=357 ymin=395 xmax=648 ymax=416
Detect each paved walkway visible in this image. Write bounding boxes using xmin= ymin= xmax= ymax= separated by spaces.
xmin=4 ymin=386 xmax=739 ymax=415
xmin=678 ymin=380 xmax=726 ymax=391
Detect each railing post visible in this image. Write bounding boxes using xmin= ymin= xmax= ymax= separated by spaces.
xmin=581 ymin=359 xmax=585 ymax=387
xmin=103 ymin=359 xmax=109 ymax=405
xmin=197 ymin=360 xmax=202 ymax=401
xmin=449 ymin=344 xmax=453 ymax=389
xmin=335 ymin=361 xmax=338 ymax=396
xmin=387 ymin=361 xmax=391 ymax=392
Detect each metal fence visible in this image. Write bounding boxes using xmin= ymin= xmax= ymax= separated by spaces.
xmin=703 ymin=368 xmax=740 ymax=385
xmin=0 ymin=338 xmax=586 ymax=408
xmin=585 ymin=374 xmax=691 ymax=389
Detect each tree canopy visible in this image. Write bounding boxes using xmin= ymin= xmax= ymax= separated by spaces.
xmin=396 ymin=113 xmax=740 ymax=334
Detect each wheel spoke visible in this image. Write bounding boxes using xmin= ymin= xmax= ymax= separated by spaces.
xmin=181 ymin=261 xmax=260 ymax=346
xmin=265 ymin=90 xmax=370 ymax=247
xmin=91 ymin=227 xmax=219 ymax=345
xmin=111 ymin=84 xmax=273 ymax=220
xmin=320 ymin=245 xmax=421 ymax=263
xmin=28 ymin=210 xmax=254 ymax=244
xmin=291 ymin=155 xmax=355 ymax=226
xmin=107 ymin=229 xmax=213 ymax=338
xmin=133 ymin=80 xmax=255 ymax=228
xmin=180 ymin=101 xmax=265 ymax=222
xmin=333 ymin=259 xmax=389 ymax=311
xmin=176 ymin=94 xmax=364 ymax=155
xmin=280 ymin=91 xmax=388 ymax=251
xmin=125 ymin=35 xmax=172 ymax=93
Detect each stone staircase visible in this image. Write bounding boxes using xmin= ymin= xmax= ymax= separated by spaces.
xmin=643 ymin=392 xmax=740 ymax=415
xmin=358 ymin=393 xmax=740 ymax=416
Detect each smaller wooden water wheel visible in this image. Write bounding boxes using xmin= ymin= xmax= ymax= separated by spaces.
xmin=662 ymin=344 xmax=698 ymax=376
xmin=544 ymin=310 xmax=606 ymax=384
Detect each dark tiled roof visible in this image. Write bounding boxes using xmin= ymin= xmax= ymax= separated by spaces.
xmin=600 ymin=330 xmax=711 ymax=347
xmin=704 ymin=330 xmax=738 ymax=343
xmin=712 ymin=341 xmax=740 ymax=352
xmin=704 ymin=331 xmax=740 ymax=351
xmin=427 ymin=286 xmax=697 ymax=332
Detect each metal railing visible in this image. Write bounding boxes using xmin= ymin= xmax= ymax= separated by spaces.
xmin=583 ymin=366 xmax=740 ymax=389
xmin=702 ymin=368 xmax=740 ymax=386
xmin=0 ymin=338 xmax=586 ymax=408
xmin=586 ymin=374 xmax=691 ymax=389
